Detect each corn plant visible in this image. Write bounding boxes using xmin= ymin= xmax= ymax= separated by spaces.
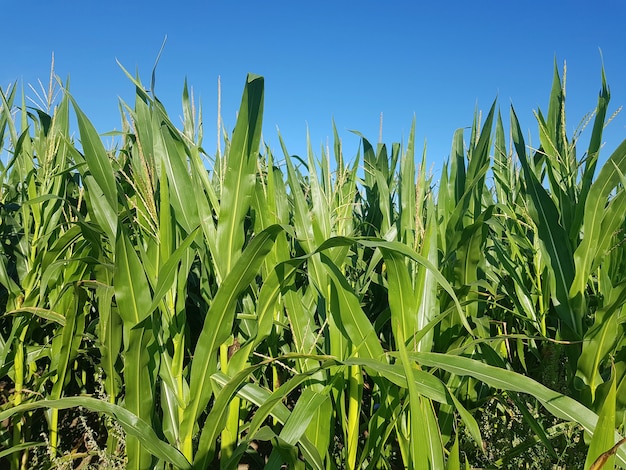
xmin=1 ymin=59 xmax=626 ymax=470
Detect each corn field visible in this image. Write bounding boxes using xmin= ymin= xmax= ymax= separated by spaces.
xmin=1 ymin=62 xmax=626 ymax=469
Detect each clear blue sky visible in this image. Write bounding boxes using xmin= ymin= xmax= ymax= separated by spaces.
xmin=3 ymin=0 xmax=626 ymax=176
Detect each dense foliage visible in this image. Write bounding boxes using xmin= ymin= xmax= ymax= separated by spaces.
xmin=1 ymin=62 xmax=625 ymax=469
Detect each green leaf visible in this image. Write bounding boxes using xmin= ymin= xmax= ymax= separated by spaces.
xmin=0 ymin=442 xmax=46 ymax=460
xmin=576 ymin=273 xmax=626 ymax=402
xmin=157 ymin=118 xmax=200 ymax=235
xmin=69 ymin=95 xmax=118 ymax=236
xmin=397 ymin=322 xmax=443 ymax=469
xmin=180 ymin=224 xmax=284 ymax=454
xmin=280 ymin=389 xmax=329 ymax=446
xmin=511 ymin=105 xmax=578 ymax=337
xmin=414 ymin=194 xmax=438 ymax=352
xmin=573 ymin=65 xmax=610 ymax=239
xmin=321 ymin=252 xmax=385 ymax=359
xmin=571 ymin=139 xmax=626 ymax=318
xmin=4 ymin=307 xmax=66 ymax=326
xmin=124 ymin=326 xmax=157 ymax=470
xmin=146 ymin=226 xmax=200 ymax=314
xmin=380 ymin=247 xmax=418 ymax=349
xmin=216 ymin=74 xmax=264 ymax=275
xmin=0 ymin=398 xmax=191 ymax=469
xmin=585 ymin=368 xmax=617 ymax=470
xmin=446 ymin=433 xmax=461 ymax=470
xmin=211 ymin=369 xmax=324 ymax=470
xmin=410 ymin=352 xmax=626 ymax=467
xmin=114 ymin=229 xmax=152 ymax=326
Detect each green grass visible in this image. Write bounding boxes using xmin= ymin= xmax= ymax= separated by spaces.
xmin=1 ymin=60 xmax=626 ymax=469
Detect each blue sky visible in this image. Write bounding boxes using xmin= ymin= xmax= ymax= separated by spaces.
xmin=3 ymin=0 xmax=626 ymax=176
